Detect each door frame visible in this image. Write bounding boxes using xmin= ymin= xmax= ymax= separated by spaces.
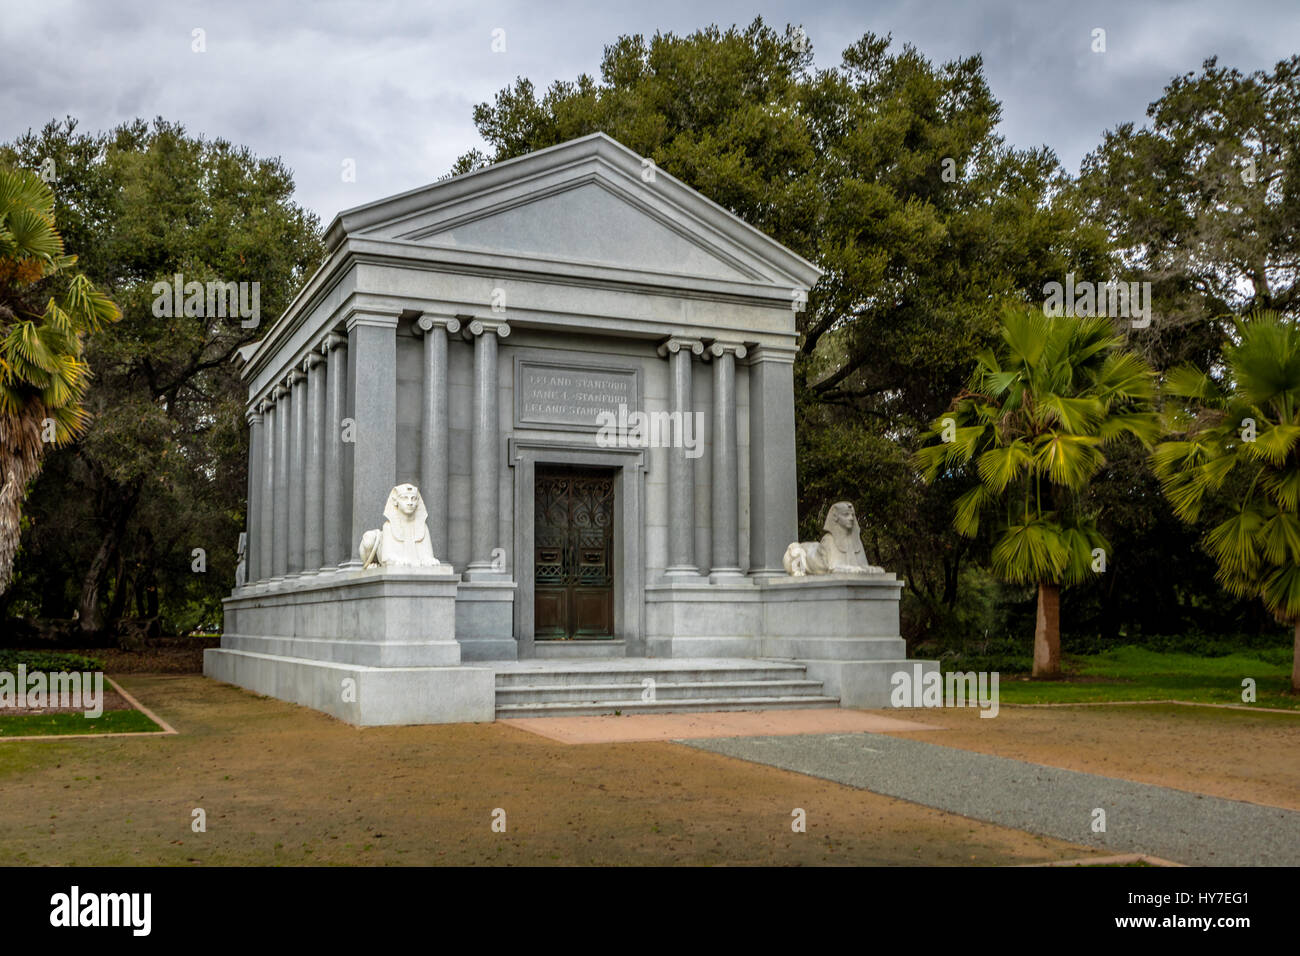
xmin=509 ymin=438 xmax=647 ymax=659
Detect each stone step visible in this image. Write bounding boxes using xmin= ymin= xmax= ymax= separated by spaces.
xmin=496 ymin=695 xmax=841 ymax=719
xmin=497 ymin=678 xmax=829 ymax=703
xmin=494 ymin=663 xmax=809 ymax=688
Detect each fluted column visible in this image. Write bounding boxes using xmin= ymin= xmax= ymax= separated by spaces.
xmin=415 ymin=314 xmax=460 ymax=558
xmin=303 ymin=352 xmax=326 ymax=572
xmin=747 ymin=346 xmax=799 ymax=577
xmin=288 ymin=369 xmax=307 ymax=575
xmin=658 ymin=336 xmax=704 ymax=576
xmin=345 ymin=311 xmax=398 ymax=567
xmin=465 ymin=317 xmax=510 ymax=578
xmin=244 ymin=408 xmax=264 ymax=585
xmin=708 ymin=340 xmax=746 ymax=579
xmin=321 ymin=332 xmax=347 ymax=569
xmin=271 ymin=382 xmax=290 ymax=580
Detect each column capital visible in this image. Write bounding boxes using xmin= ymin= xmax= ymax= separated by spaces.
xmin=415 ymin=314 xmax=462 ymax=336
xmin=319 ymin=331 xmax=346 ymax=354
xmin=273 ymin=384 xmax=290 ymax=400
xmin=246 ymin=409 xmax=264 ymax=426
xmin=302 ymin=351 xmax=324 ymax=372
xmin=343 ymin=308 xmax=399 ymax=332
xmin=463 ymin=317 xmax=510 ymax=340
xmin=286 ymin=369 xmax=305 ymax=387
xmin=657 ymin=336 xmax=704 ymax=358
xmin=744 ymin=344 xmax=797 ymax=365
xmin=707 ymin=340 xmax=748 ymax=360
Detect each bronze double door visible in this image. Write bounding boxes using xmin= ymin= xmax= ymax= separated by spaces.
xmin=534 ymin=465 xmax=615 ymax=640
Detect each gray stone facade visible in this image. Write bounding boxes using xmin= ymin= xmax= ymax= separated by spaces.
xmin=205 ymin=133 xmax=935 ymax=724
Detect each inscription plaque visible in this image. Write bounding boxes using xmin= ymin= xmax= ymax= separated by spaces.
xmin=516 ymin=359 xmax=640 ymax=431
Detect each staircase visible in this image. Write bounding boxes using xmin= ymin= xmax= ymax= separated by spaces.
xmin=493 ymin=659 xmax=839 ymax=718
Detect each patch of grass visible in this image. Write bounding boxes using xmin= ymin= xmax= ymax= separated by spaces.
xmin=995 ymin=645 xmax=1298 ymax=710
xmin=0 ymin=651 xmax=105 ymax=673
xmin=0 ymin=710 xmax=161 ymax=737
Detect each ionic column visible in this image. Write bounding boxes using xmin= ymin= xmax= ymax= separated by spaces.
xmin=415 ymin=314 xmax=461 ymax=558
xmin=747 ymin=346 xmax=799 ymax=577
xmin=345 ymin=311 xmax=398 ymax=567
xmin=303 ymin=351 xmax=326 ymax=572
xmin=708 ymin=340 xmax=746 ymax=579
xmin=288 ymin=369 xmax=307 ymax=575
xmin=244 ymin=408 xmax=264 ymax=585
xmin=658 ymin=336 xmax=704 ymax=576
xmin=321 ymin=333 xmax=348 ymax=569
xmin=272 ymin=382 xmax=290 ymax=580
xmin=258 ymin=399 xmax=275 ymax=583
xmin=465 ymin=317 xmax=510 ymax=577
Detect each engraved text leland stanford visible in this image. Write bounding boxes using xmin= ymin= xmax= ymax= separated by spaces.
xmin=518 ymin=362 xmax=638 ymax=429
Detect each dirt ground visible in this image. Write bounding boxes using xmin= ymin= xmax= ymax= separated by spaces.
xmin=0 ymin=674 xmax=1101 ymax=866
xmin=59 ymin=637 xmax=220 ymax=674
xmin=883 ymin=704 xmax=1300 ymax=811
xmin=4 ymin=686 xmax=130 ymax=715
xmin=2 ymin=676 xmax=1293 ymax=866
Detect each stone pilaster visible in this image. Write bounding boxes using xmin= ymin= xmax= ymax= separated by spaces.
xmin=707 ymin=340 xmax=746 ymax=580
xmin=747 ymin=345 xmax=799 ymax=577
xmin=259 ymin=399 xmax=275 ymax=583
xmin=344 ymin=311 xmax=398 ymax=568
xmin=288 ymin=369 xmax=307 ymax=575
xmin=271 ymin=382 xmax=290 ymax=580
xmin=464 ymin=317 xmax=510 ymax=578
xmin=321 ymin=332 xmax=348 ymax=569
xmin=303 ymin=351 xmax=326 ymax=572
xmin=415 ymin=314 xmax=461 ymax=558
xmin=657 ymin=336 xmax=705 ymax=577
xmin=244 ymin=408 xmax=264 ymax=585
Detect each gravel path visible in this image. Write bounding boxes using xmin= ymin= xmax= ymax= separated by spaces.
xmin=682 ymin=732 xmax=1300 ymax=866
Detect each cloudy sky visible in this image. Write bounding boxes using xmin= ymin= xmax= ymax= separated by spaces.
xmin=3 ymin=0 xmax=1296 ymax=223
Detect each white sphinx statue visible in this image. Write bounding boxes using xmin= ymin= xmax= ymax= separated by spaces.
xmin=783 ymin=500 xmax=884 ymax=577
xmin=359 ymin=483 xmax=442 ymax=569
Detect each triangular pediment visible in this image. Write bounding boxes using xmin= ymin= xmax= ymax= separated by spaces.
xmin=395 ymin=179 xmax=756 ymax=281
xmin=328 ymin=133 xmax=821 ymax=289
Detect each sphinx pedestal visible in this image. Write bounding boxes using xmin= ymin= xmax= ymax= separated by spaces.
xmin=647 ymin=572 xmax=938 ymax=707
xmin=204 ymin=568 xmax=496 ymax=725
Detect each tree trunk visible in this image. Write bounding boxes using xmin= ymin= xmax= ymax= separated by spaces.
xmin=0 ymin=413 xmax=45 ymax=596
xmin=1033 ymin=581 xmax=1062 ymax=678
xmin=1293 ymin=620 xmax=1299 ymax=694
xmin=78 ymin=480 xmax=140 ymax=639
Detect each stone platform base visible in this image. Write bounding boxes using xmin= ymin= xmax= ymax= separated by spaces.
xmin=203 ymin=648 xmax=496 ymax=726
xmin=803 ymin=659 xmax=940 ymax=708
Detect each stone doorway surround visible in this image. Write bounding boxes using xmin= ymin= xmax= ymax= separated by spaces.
xmin=509 ymin=437 xmax=647 ymax=659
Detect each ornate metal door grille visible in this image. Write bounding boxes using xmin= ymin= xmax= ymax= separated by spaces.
xmin=534 ymin=466 xmax=615 ymax=639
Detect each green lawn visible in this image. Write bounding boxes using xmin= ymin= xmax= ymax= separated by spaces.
xmin=994 ymin=645 xmax=1299 ymax=710
xmin=0 ymin=709 xmax=161 ymax=737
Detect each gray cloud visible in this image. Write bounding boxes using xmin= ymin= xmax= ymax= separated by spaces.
xmin=2 ymin=0 xmax=1295 ymax=222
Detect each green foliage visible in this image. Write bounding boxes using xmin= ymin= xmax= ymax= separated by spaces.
xmin=0 ymin=165 xmax=121 ymax=593
xmin=1080 ymin=55 xmax=1300 ymax=371
xmin=916 ymin=306 xmax=1158 ymax=589
xmin=0 ymin=117 xmax=323 ymax=638
xmin=0 ymin=649 xmax=103 ymax=672
xmin=1153 ymin=311 xmax=1300 ymax=623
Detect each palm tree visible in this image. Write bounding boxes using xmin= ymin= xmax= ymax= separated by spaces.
xmin=1152 ymin=311 xmax=1300 ymax=692
xmin=915 ymin=305 xmax=1159 ymax=677
xmin=0 ymin=167 xmax=119 ymax=594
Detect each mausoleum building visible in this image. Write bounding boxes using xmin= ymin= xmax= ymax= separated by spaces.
xmin=205 ymin=133 xmax=936 ymax=724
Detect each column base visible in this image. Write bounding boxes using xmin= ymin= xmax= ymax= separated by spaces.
xmin=463 ymin=564 xmax=510 ymax=582
xmin=708 ymin=568 xmax=748 ymax=584
xmin=663 ymin=566 xmax=707 ymax=582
